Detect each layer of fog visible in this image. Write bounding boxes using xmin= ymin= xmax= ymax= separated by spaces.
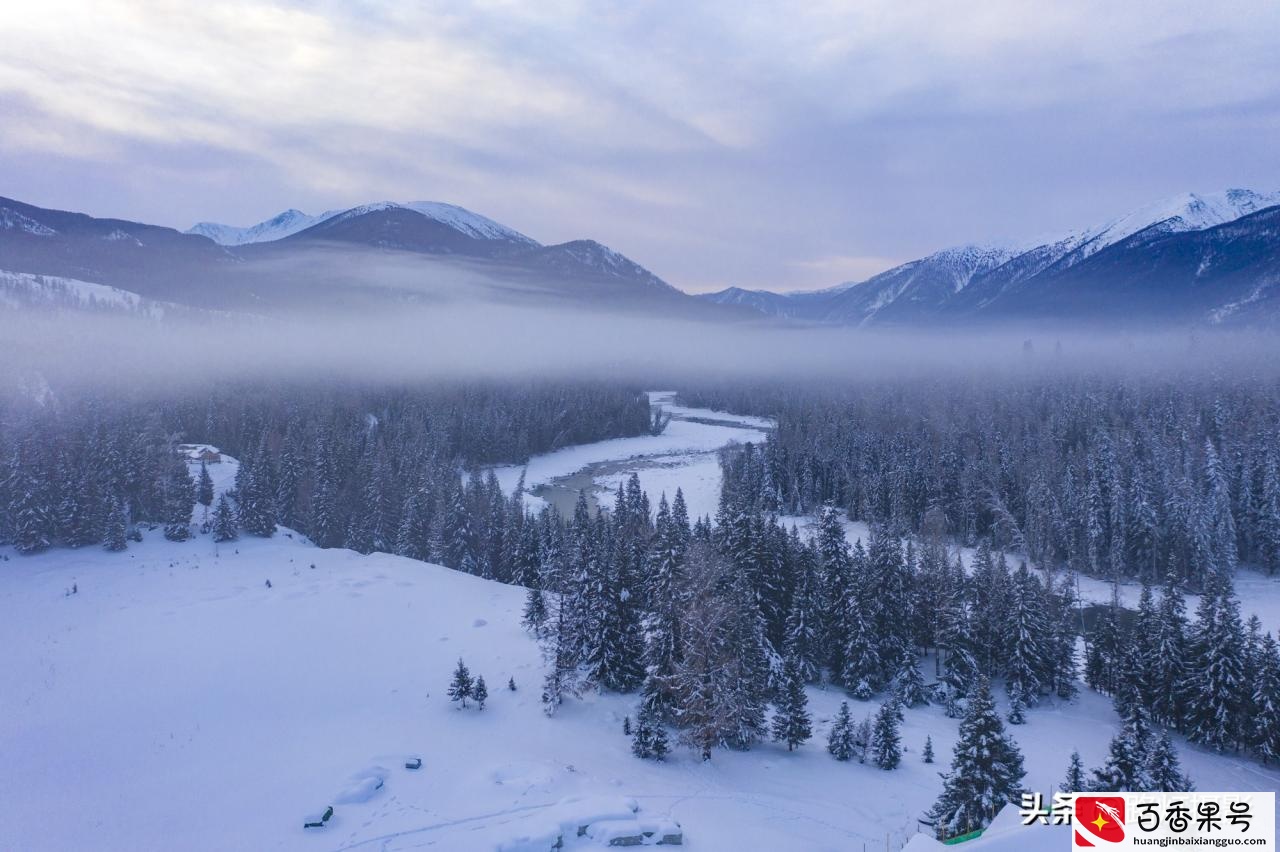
xmin=3 ymin=298 xmax=1277 ymax=398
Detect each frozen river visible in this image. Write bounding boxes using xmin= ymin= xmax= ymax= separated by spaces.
xmin=492 ymin=391 xmax=772 ymax=522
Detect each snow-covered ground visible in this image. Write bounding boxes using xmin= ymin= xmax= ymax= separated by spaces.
xmin=4 ymin=529 xmax=1278 ymax=852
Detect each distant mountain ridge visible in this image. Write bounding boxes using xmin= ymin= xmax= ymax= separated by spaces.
xmin=700 ymin=189 xmax=1280 ymax=327
xmin=0 ymin=195 xmax=727 ymax=317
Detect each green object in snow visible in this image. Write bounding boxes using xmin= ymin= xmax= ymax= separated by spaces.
xmin=304 ymin=806 xmax=334 ymax=829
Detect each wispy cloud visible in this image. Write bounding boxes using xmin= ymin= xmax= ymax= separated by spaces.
xmin=1 ymin=0 xmax=1277 ymax=291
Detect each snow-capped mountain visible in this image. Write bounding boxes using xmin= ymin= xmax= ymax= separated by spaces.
xmin=700 ymin=189 xmax=1280 ymax=327
xmin=189 ymin=201 xmax=537 ymax=248
xmin=0 ymin=195 xmax=730 ymax=318
xmin=187 ymin=209 xmax=334 ymax=246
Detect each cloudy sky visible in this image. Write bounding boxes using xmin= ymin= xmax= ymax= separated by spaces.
xmin=1 ymin=1 xmax=1277 ymax=292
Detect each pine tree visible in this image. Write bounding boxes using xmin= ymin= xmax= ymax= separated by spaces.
xmin=1252 ymin=633 xmax=1280 ymax=763
xmin=1152 ymin=571 xmax=1188 ymax=727
xmin=542 ymin=601 xmax=579 ymax=717
xmin=508 ymin=676 xmax=517 ymax=692
xmin=1089 ymin=704 xmax=1152 ymax=792
xmin=197 ymin=461 xmax=214 ymax=518
xmin=102 ymin=495 xmax=128 ymax=552
xmin=1006 ymin=695 xmax=1026 ymax=725
xmin=1184 ymin=571 xmax=1246 ymax=751
xmin=9 ymin=459 xmax=52 ymax=554
xmin=448 ymin=658 xmax=474 ymax=708
xmin=771 ymin=657 xmax=812 ymax=751
xmin=872 ymin=698 xmax=903 ymax=769
xmin=473 ymin=675 xmax=488 ymax=710
xmin=1060 ymin=750 xmax=1085 ymax=793
xmin=522 ymin=587 xmax=549 ymax=637
xmin=163 ymin=455 xmax=194 ymax=542
xmin=930 ymin=676 xmax=1026 ymax=837
xmin=1146 ymin=731 xmax=1192 ymax=792
xmin=842 ymin=601 xmax=880 ymax=700
xmin=212 ymin=494 xmax=238 ymax=542
xmin=827 ymin=701 xmax=856 ymax=761
xmin=631 ymin=703 xmax=669 ymax=761
xmin=1004 ymin=563 xmax=1047 ymax=708
xmin=922 ymin=734 xmax=934 ymax=764
xmin=893 ymin=651 xmax=929 ymax=707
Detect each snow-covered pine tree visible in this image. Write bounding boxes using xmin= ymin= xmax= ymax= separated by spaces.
xmin=771 ymin=656 xmax=812 ymax=751
xmin=893 ymin=650 xmax=929 ymax=707
xmin=522 ymin=587 xmax=549 ymax=637
xmin=781 ymin=533 xmax=820 ymax=683
xmin=929 ymin=676 xmax=1026 ymax=838
xmin=473 ymin=675 xmax=488 ymax=710
xmin=1146 ymin=731 xmax=1192 ymax=792
xmin=448 ymin=658 xmax=474 ymax=708
xmin=1151 ymin=571 xmax=1188 ymax=728
xmin=842 ymin=601 xmax=880 ymax=700
xmin=1085 ymin=594 xmax=1123 ymax=695
xmin=102 ymin=495 xmax=128 ymax=551
xmin=212 ymin=494 xmax=238 ymax=542
xmin=8 ymin=456 xmax=51 ymax=554
xmin=1060 ymin=750 xmax=1085 ymax=793
xmin=163 ymin=454 xmax=194 ymax=541
xmin=872 ymin=698 xmax=902 ymax=769
xmin=815 ymin=504 xmax=853 ymax=682
xmin=541 ymin=599 xmax=579 ymax=717
xmin=1184 ymin=570 xmax=1246 ymax=751
xmin=631 ymin=703 xmax=669 ymax=761
xmin=1253 ymin=632 xmax=1280 ymax=763
xmin=197 ymin=460 xmax=214 ymax=519
xmin=1004 ymin=563 xmax=1047 ymax=708
xmin=922 ymin=734 xmax=934 ymax=764
xmin=1089 ymin=694 xmax=1153 ymax=792
xmin=827 ymin=701 xmax=856 ymax=761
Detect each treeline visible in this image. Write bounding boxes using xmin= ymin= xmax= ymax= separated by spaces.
xmin=694 ymin=371 xmax=1280 ymax=586
xmin=0 ymin=380 xmax=652 ymax=557
xmin=1086 ymin=568 xmax=1280 ymax=764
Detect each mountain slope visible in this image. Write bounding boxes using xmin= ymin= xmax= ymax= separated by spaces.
xmin=0 ymin=196 xmax=740 ymax=319
xmin=698 ymin=189 xmax=1280 ymax=327
xmin=187 ymin=209 xmax=333 ymax=245
xmin=965 ymin=204 xmax=1280 ymax=325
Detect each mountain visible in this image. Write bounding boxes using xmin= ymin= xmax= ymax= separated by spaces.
xmin=966 ymin=203 xmax=1280 ymax=325
xmin=0 ymin=196 xmax=731 ymax=318
xmin=699 ymin=189 xmax=1280 ymax=327
xmin=187 ymin=209 xmax=333 ymax=245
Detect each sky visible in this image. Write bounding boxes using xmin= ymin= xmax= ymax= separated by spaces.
xmin=0 ymin=1 xmax=1278 ymax=293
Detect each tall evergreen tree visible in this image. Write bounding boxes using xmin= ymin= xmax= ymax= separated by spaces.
xmin=771 ymin=656 xmax=812 ymax=751
xmin=872 ymin=698 xmax=903 ymax=769
xmin=197 ymin=461 xmax=214 ymax=519
xmin=1060 ymin=750 xmax=1085 ymax=793
xmin=1146 ymin=731 xmax=1192 ymax=792
xmin=929 ymin=677 xmax=1026 ymax=837
xmin=102 ymin=495 xmax=128 ymax=552
xmin=827 ymin=701 xmax=856 ymax=761
xmin=212 ymin=494 xmax=238 ymax=542
xmin=448 ymin=658 xmax=474 ymax=708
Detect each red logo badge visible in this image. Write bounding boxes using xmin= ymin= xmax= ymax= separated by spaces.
xmin=1074 ymin=796 xmax=1126 ymax=846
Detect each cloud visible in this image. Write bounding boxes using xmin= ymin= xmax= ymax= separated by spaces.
xmin=1 ymin=0 xmax=1277 ymax=292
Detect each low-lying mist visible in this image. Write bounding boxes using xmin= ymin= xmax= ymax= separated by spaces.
xmin=3 ymin=299 xmax=1278 ymax=398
